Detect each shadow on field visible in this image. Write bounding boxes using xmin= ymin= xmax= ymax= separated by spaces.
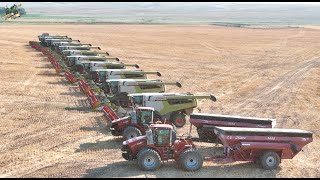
xmin=83 ymin=159 xmax=279 ymax=178
xmin=35 ymin=64 xmax=54 ymax=69
xmin=75 ymin=137 xmax=123 ymax=152
xmin=37 ymin=71 xmax=58 ymax=77
xmin=82 ymin=161 xmax=140 ymax=178
xmin=80 ymin=116 xmax=110 ymax=135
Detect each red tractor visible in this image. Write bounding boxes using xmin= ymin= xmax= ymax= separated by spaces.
xmin=121 ymin=124 xmax=203 ymax=171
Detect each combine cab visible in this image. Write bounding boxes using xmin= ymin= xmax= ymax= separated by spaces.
xmin=110 ymin=107 xmax=173 ymax=140
xmin=128 ymin=93 xmax=217 ymax=127
xmin=121 ymin=124 xmax=203 ymax=171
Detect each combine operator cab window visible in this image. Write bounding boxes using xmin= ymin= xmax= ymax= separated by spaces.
xmin=132 ymin=96 xmax=143 ymax=107
xmin=137 ymin=110 xmax=153 ymax=124
xmin=154 ymin=129 xmax=171 ymax=146
xmin=110 ymin=81 xmax=119 ymax=94
xmin=68 ymin=57 xmax=76 ymax=67
xmin=98 ymin=71 xmax=106 ymax=82
xmin=83 ymin=63 xmax=90 ymax=73
xmin=101 ymin=82 xmax=111 ymax=94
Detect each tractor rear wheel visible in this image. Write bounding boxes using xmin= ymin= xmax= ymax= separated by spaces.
xmin=170 ymin=112 xmax=186 ymax=128
xmin=123 ymin=126 xmax=142 ymax=140
xmin=178 ymin=148 xmax=203 ymax=171
xmin=137 ymin=148 xmax=161 ymax=171
xmin=260 ymin=151 xmax=280 ymax=170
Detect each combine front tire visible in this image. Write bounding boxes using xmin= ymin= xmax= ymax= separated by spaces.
xmin=170 ymin=112 xmax=186 ymax=128
xmin=123 ymin=126 xmax=142 ymax=140
xmin=260 ymin=151 xmax=280 ymax=170
xmin=178 ymin=148 xmax=203 ymax=171
xmin=137 ymin=148 xmax=161 ymax=171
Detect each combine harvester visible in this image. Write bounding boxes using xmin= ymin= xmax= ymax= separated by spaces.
xmin=2 ymin=4 xmax=23 ymax=21
xmin=97 ymin=79 xmax=182 ymax=107
xmin=121 ymin=124 xmax=313 ymax=171
xmin=127 ymin=92 xmax=217 ymax=127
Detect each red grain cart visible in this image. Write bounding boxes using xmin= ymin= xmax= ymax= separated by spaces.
xmin=189 ymin=113 xmax=276 ymax=143
xmin=205 ymin=126 xmax=313 ymax=170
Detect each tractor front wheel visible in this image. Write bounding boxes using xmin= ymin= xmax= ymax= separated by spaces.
xmin=123 ymin=126 xmax=142 ymax=140
xmin=178 ymin=148 xmax=203 ymax=171
xmin=137 ymin=148 xmax=161 ymax=171
xmin=260 ymin=151 xmax=280 ymax=170
xmin=170 ymin=112 xmax=186 ymax=128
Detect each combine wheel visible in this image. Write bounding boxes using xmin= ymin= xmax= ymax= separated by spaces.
xmin=178 ymin=148 xmax=203 ymax=171
xmin=260 ymin=151 xmax=280 ymax=170
xmin=123 ymin=126 xmax=142 ymax=140
xmin=170 ymin=112 xmax=186 ymax=128
xmin=137 ymin=148 xmax=161 ymax=171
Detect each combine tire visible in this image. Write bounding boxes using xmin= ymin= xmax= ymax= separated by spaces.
xmin=137 ymin=148 xmax=161 ymax=171
xmin=260 ymin=151 xmax=280 ymax=170
xmin=123 ymin=126 xmax=142 ymax=140
xmin=170 ymin=112 xmax=186 ymax=128
xmin=178 ymin=148 xmax=203 ymax=171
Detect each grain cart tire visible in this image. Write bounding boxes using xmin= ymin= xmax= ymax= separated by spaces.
xmin=137 ymin=148 xmax=161 ymax=171
xmin=170 ymin=112 xmax=186 ymax=128
xmin=74 ymin=64 xmax=85 ymax=74
xmin=260 ymin=151 xmax=280 ymax=170
xmin=123 ymin=126 xmax=142 ymax=140
xmin=178 ymin=148 xmax=203 ymax=171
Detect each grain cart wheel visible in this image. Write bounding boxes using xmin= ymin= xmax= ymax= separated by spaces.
xmin=260 ymin=151 xmax=280 ymax=170
xmin=178 ymin=148 xmax=203 ymax=171
xmin=170 ymin=112 xmax=186 ymax=128
xmin=137 ymin=148 xmax=161 ymax=171
xmin=74 ymin=64 xmax=85 ymax=74
xmin=123 ymin=126 xmax=142 ymax=140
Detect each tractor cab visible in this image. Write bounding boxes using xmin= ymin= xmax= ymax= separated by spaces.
xmin=147 ymin=124 xmax=176 ymax=146
xmin=134 ymin=107 xmax=155 ymax=125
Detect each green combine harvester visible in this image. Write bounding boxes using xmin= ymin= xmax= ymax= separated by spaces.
xmin=2 ymin=4 xmax=23 ymax=21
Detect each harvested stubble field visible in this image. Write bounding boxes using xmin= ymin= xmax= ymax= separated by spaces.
xmin=0 ymin=24 xmax=319 ymax=178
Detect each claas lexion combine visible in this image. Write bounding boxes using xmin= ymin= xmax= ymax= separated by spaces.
xmin=30 ymin=33 xmax=314 ymax=172
xmin=126 ymin=93 xmax=217 ymax=127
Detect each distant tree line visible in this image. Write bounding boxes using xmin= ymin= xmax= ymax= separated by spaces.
xmin=0 ymin=7 xmax=26 ymax=15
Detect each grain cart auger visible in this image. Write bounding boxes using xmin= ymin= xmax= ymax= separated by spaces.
xmin=128 ymin=93 xmax=217 ymax=127
xmin=189 ymin=113 xmax=276 ymax=143
xmin=99 ymin=79 xmax=182 ymax=107
xmin=110 ymin=107 xmax=175 ymax=140
xmin=91 ymin=69 xmax=161 ymax=83
xmin=121 ymin=124 xmax=203 ymax=171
